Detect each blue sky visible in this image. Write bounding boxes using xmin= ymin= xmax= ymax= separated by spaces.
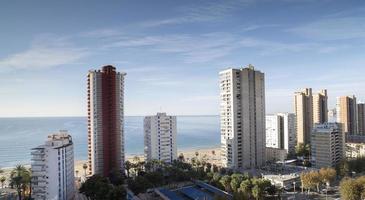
xmin=0 ymin=0 xmax=365 ymax=117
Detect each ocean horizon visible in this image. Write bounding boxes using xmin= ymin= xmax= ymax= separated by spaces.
xmin=0 ymin=115 xmax=220 ymax=168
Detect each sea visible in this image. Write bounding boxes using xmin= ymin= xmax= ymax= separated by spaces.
xmin=0 ymin=116 xmax=220 ymax=168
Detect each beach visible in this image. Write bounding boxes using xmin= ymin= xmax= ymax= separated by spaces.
xmin=0 ymin=146 xmax=221 ymax=188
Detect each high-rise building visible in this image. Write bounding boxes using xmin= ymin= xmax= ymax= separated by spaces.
xmin=31 ymin=131 xmax=75 ymax=200
xmin=313 ymin=89 xmax=328 ymax=124
xmin=266 ymin=113 xmax=296 ymax=155
xmin=87 ymin=65 xmax=126 ymax=176
xmin=219 ymin=65 xmax=266 ymax=170
xmin=311 ymin=123 xmax=343 ymax=168
xmin=294 ymin=88 xmax=313 ymax=145
xmin=358 ymin=103 xmax=365 ymax=135
xmin=337 ymin=95 xmax=357 ymax=135
xmin=144 ymin=113 xmax=177 ymax=163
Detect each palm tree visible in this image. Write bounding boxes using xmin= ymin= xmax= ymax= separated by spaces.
xmin=83 ymin=163 xmax=88 ymax=177
xmin=75 ymin=170 xmax=79 ymax=178
xmin=125 ymin=161 xmax=132 ymax=178
xmin=0 ymin=176 xmax=6 ymax=188
xmin=10 ymin=165 xmax=31 ymax=200
xmin=195 ymin=151 xmax=199 ymax=157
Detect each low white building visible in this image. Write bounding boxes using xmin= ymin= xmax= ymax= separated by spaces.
xmin=144 ymin=113 xmax=177 ymax=163
xmin=263 ymin=174 xmax=300 ymax=190
xmin=346 ymin=142 xmax=365 ymax=158
xmin=31 ymin=130 xmax=75 ymax=200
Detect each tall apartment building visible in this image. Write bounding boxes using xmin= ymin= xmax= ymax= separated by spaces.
xmin=337 ymin=95 xmax=357 ymax=135
xmin=358 ymin=103 xmax=365 ymax=135
xmin=144 ymin=113 xmax=177 ymax=163
xmin=87 ymin=65 xmax=126 ymax=176
xmin=294 ymin=88 xmax=313 ymax=145
xmin=219 ymin=65 xmax=266 ymax=170
xmin=311 ymin=123 xmax=343 ymax=168
xmin=31 ymin=131 xmax=75 ymax=200
xmin=266 ymin=113 xmax=296 ymax=155
xmin=313 ymin=89 xmax=328 ymax=124
xmin=294 ymin=89 xmax=328 ymax=145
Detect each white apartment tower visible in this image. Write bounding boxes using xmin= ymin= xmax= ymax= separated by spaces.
xmin=87 ymin=65 xmax=126 ymax=176
xmin=144 ymin=113 xmax=177 ymax=163
xmin=219 ymin=65 xmax=266 ymax=170
xmin=266 ymin=113 xmax=296 ymax=155
xmin=31 ymin=131 xmax=75 ymax=200
xmin=311 ymin=123 xmax=343 ymax=168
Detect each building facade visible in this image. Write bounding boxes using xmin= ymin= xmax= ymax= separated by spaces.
xmin=219 ymin=65 xmax=266 ymax=170
xmin=87 ymin=65 xmax=126 ymax=176
xmin=144 ymin=113 xmax=177 ymax=163
xmin=313 ymin=89 xmax=328 ymax=124
xmin=294 ymin=88 xmax=313 ymax=145
xmin=266 ymin=113 xmax=296 ymax=155
xmin=311 ymin=123 xmax=343 ymax=168
xmin=31 ymin=131 xmax=75 ymax=200
xmin=337 ymin=95 xmax=357 ymax=135
xmin=358 ymin=103 xmax=365 ymax=135
xmin=346 ymin=142 xmax=365 ymax=158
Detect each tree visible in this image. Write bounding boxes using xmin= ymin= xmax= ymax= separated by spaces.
xmin=337 ymin=159 xmax=350 ymax=177
xmin=178 ymin=153 xmax=185 ymax=162
xmin=212 ymin=164 xmax=219 ymax=173
xmin=300 ymin=171 xmax=317 ymax=194
xmin=127 ymin=176 xmax=152 ymax=195
xmin=295 ymin=143 xmax=310 ymax=157
xmin=83 ymin=163 xmax=88 ymax=177
xmin=80 ymin=175 xmax=111 ymax=200
xmin=252 ymin=185 xmax=263 ymax=200
xmin=80 ymin=175 xmax=126 ymax=200
xmin=213 ymin=173 xmax=222 ymax=182
xmin=230 ymin=178 xmax=241 ymax=192
xmin=319 ymin=167 xmax=336 ymax=186
xmin=219 ymin=175 xmax=231 ymax=192
xmin=230 ymin=173 xmax=244 ymax=192
xmin=239 ymin=179 xmax=253 ymax=196
xmin=10 ymin=165 xmax=31 ymax=200
xmin=125 ymin=161 xmax=132 ymax=178
xmin=206 ymin=163 xmax=212 ymax=173
xmin=340 ymin=178 xmax=362 ymax=200
xmin=0 ymin=176 xmax=5 ymax=188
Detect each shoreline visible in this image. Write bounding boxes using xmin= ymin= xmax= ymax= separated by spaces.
xmin=0 ymin=146 xmax=221 ymax=186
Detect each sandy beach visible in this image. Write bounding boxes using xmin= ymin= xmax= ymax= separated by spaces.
xmin=0 ymin=146 xmax=221 ymax=188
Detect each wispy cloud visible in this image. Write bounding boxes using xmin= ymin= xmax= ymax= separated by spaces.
xmin=141 ymin=0 xmax=253 ymax=27
xmin=0 ymin=36 xmax=89 ymax=71
xmin=289 ymin=17 xmax=365 ymax=40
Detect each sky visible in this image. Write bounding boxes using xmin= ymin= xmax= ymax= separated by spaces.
xmin=0 ymin=0 xmax=365 ymax=117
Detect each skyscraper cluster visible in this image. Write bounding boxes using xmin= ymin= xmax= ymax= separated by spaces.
xmin=294 ymin=88 xmax=328 ymax=145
